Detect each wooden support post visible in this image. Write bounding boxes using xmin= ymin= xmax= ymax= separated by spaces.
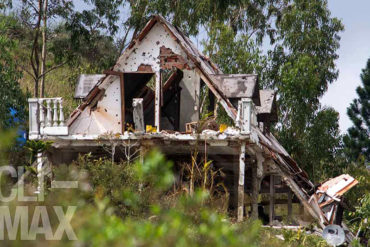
xmin=154 ymin=71 xmax=161 ymax=131
xmin=251 ymin=160 xmax=259 ymax=220
xmin=287 ymin=189 xmax=292 ymax=223
xmin=120 ymin=73 xmax=125 ymax=133
xmin=139 ymin=145 xmax=146 ymax=192
xmin=269 ymin=175 xmax=275 ymax=225
xmin=237 ymin=143 xmax=246 ymax=222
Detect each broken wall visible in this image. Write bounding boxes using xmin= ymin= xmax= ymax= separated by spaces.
xmin=70 ymin=22 xmax=201 ymax=135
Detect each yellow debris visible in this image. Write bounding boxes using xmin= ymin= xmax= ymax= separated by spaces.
xmin=219 ymin=124 xmax=228 ymax=133
xmin=146 ymin=125 xmax=157 ymax=133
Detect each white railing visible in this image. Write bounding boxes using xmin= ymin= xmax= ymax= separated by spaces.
xmin=235 ymin=98 xmax=257 ymax=134
xmin=28 ymin=98 xmax=68 ymax=139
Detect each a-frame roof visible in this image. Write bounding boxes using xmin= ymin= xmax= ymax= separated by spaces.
xmin=67 ymin=15 xmax=240 ymax=127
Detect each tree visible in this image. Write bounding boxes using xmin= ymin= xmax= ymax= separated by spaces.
xmin=16 ymin=0 xmax=73 ymax=97
xmin=343 ymin=59 xmax=370 ymax=162
xmin=0 ymin=15 xmax=27 ymax=129
xmin=200 ymin=0 xmax=343 ymax=181
xmin=264 ymin=0 xmax=343 ymax=180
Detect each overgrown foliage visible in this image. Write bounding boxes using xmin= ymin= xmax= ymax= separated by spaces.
xmin=343 ymin=58 xmax=370 ymax=163
xmin=0 ymin=15 xmax=27 ymax=130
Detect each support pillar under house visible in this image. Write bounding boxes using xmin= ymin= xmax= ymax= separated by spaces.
xmin=237 ymin=142 xmax=246 ymax=222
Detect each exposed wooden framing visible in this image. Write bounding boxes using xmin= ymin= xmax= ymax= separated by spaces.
xmin=157 ymin=20 xmax=237 ymax=119
xmin=103 ymin=70 xmax=125 ymax=133
xmin=259 ymin=198 xmax=298 ymax=206
xmin=269 ymin=175 xmax=275 ymax=225
xmin=287 ymin=190 xmax=293 ymax=222
xmin=175 ymin=81 xmax=181 ymax=130
xmin=237 ymin=142 xmax=246 ymax=222
xmin=199 ymin=72 xmax=237 ymax=120
xmin=271 ymin=161 xmax=325 ymax=228
xmin=251 ymin=160 xmax=259 ymax=220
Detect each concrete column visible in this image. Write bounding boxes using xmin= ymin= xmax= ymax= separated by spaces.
xmin=256 ymin=151 xmax=264 ymax=191
xmin=237 ymin=143 xmax=246 ymax=222
xmin=36 ymin=152 xmax=44 ymax=201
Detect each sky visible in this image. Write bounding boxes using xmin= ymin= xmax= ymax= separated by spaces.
xmin=321 ymin=0 xmax=370 ymax=132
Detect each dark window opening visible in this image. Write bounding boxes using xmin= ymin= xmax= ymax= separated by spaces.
xmin=160 ymin=69 xmax=183 ymax=131
xmin=123 ymin=72 xmax=155 ymax=128
xmin=199 ymin=79 xmax=215 ymax=119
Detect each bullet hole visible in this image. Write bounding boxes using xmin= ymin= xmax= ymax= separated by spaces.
xmin=118 ymin=122 xmax=120 ymax=124
xmin=156 ymin=41 xmax=160 ymax=45
xmin=116 ymin=114 xmax=118 ymax=117
xmin=142 ymin=52 xmax=146 ymax=56
xmin=104 ymin=108 xmax=107 ymax=112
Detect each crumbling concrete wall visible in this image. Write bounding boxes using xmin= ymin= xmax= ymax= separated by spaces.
xmin=179 ymin=70 xmax=200 ymax=131
xmin=70 ymin=22 xmax=201 ymax=135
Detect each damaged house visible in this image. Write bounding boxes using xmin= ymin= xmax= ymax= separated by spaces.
xmin=28 ymin=15 xmax=357 ymax=242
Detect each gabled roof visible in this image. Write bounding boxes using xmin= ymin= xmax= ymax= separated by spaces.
xmin=74 ymin=74 xmax=105 ymax=99
xmin=211 ymin=74 xmax=260 ymax=105
xmin=130 ymin=15 xmax=237 ymax=118
xmin=256 ymin=90 xmax=278 ymax=122
xmin=68 ymin=15 xmax=238 ymax=126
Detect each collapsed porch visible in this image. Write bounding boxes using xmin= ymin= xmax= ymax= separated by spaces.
xmin=42 ymin=129 xmax=315 ymax=226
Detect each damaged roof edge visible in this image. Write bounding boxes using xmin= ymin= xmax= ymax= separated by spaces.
xmin=66 ymin=15 xmax=237 ymax=127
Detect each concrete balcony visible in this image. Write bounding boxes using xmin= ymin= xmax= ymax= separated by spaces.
xmin=28 ymin=98 xmax=68 ymax=139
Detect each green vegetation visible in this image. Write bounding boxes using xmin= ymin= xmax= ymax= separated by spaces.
xmin=0 ymin=0 xmax=369 ymax=245
xmin=0 ymin=140 xmax=331 ymax=246
xmin=343 ymin=59 xmax=370 ymax=163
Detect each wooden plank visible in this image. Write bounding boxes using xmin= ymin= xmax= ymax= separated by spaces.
xmin=237 ymin=143 xmax=246 ymax=222
xmin=259 ymin=198 xmax=298 ymax=206
xmin=269 ymin=175 xmax=275 ymax=225
xmin=271 ymin=160 xmax=325 ymax=228
xmin=120 ymin=73 xmax=125 ymax=133
xmin=154 ymin=71 xmax=161 ymax=131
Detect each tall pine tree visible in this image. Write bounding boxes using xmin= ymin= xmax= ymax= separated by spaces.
xmin=343 ymin=59 xmax=370 ymax=162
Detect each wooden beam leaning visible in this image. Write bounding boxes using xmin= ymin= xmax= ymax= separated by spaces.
xmin=269 ymin=175 xmax=275 ymax=225
xmin=237 ymin=142 xmax=246 ymax=222
xmin=104 ymin=70 xmax=125 ymax=133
